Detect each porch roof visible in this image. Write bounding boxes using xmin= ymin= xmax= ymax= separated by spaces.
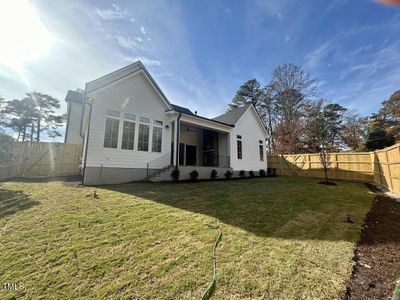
xmin=180 ymin=114 xmax=233 ymax=132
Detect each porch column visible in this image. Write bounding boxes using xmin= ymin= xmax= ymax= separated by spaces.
xmin=174 ymin=114 xmax=181 ymax=167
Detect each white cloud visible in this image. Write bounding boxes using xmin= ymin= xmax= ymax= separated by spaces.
xmin=115 ymin=35 xmax=139 ymax=50
xmin=304 ymin=41 xmax=333 ymax=69
xmin=324 ymin=0 xmax=350 ymax=15
xmin=140 ymin=26 xmax=146 ymax=35
xmin=121 ymin=56 xmax=161 ymax=67
xmin=285 ymin=35 xmax=291 ymax=42
xmin=224 ymin=8 xmax=232 ymax=15
xmin=95 ymin=4 xmax=134 ymax=22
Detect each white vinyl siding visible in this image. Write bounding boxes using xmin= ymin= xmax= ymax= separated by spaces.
xmin=230 ymin=106 xmax=268 ymax=171
xmin=85 ymin=72 xmax=174 ymax=169
xmin=65 ymin=102 xmax=84 ymax=145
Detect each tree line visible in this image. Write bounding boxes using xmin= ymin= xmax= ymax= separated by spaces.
xmin=228 ymin=63 xmax=399 ymax=154
xmin=0 ymin=92 xmax=66 ymax=142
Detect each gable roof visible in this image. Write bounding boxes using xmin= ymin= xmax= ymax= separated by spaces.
xmin=65 ymin=90 xmax=84 ymax=104
xmin=85 ymin=61 xmax=173 ymax=109
xmin=212 ymin=104 xmax=251 ymax=125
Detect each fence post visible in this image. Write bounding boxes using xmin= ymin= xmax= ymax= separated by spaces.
xmin=369 ymin=152 xmax=375 ymax=183
xmin=334 ymin=153 xmax=338 ymax=180
xmin=384 ymin=148 xmax=393 ymax=191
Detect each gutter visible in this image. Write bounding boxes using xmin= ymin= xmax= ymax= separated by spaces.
xmin=81 ymin=98 xmax=94 ymax=185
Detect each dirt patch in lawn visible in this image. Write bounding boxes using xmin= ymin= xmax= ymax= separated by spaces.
xmin=345 ymin=183 xmax=400 ymax=299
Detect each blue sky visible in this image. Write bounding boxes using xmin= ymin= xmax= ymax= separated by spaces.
xmin=0 ymin=0 xmax=399 ymax=140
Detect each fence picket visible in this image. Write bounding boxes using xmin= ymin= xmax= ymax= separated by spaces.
xmin=267 ymin=143 xmax=400 ymax=194
xmin=0 ymin=142 xmax=82 ymax=181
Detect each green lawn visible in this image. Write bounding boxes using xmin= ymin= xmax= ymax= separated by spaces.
xmin=0 ymin=177 xmax=374 ymax=299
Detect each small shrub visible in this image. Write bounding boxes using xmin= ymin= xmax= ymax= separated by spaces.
xmin=224 ymin=170 xmax=233 ymax=179
xmin=249 ymin=170 xmax=255 ymax=178
xmin=210 ymin=169 xmax=218 ymax=180
xmin=259 ymin=169 xmax=266 ymax=177
xmin=272 ymin=168 xmax=277 ymax=176
xmin=267 ymin=168 xmax=273 ymax=177
xmin=189 ymin=170 xmax=199 ymax=181
xmin=239 ymin=170 xmax=245 ymax=178
xmin=171 ymin=168 xmax=180 ymax=181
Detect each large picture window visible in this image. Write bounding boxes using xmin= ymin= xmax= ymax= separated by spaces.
xmin=122 ymin=113 xmax=136 ymax=150
xmin=152 ymin=120 xmax=163 ymax=152
xmin=237 ymin=135 xmax=242 ymax=159
xmin=103 ymin=110 xmax=120 ymax=148
xmin=259 ymin=140 xmax=264 ymax=161
xmin=138 ymin=117 xmax=150 ymax=151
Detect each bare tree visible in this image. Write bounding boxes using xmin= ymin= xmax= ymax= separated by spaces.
xmin=319 ymin=146 xmax=332 ymax=184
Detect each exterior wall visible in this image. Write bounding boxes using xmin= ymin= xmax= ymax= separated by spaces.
xmin=230 ymin=107 xmax=268 ymax=171
xmin=84 ymin=72 xmax=175 ymax=179
xmin=84 ymin=166 xmax=160 ymax=185
xmin=65 ymin=102 xmax=84 ymax=145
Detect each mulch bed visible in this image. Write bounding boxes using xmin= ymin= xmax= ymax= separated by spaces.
xmin=345 ymin=183 xmax=400 ymax=299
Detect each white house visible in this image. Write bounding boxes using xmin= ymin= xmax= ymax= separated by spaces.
xmin=65 ymin=61 xmax=268 ymax=185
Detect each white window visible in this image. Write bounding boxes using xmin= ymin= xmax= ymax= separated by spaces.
xmin=122 ymin=113 xmax=136 ymax=150
xmin=259 ymin=140 xmax=264 ymax=161
xmin=138 ymin=117 xmax=150 ymax=151
xmin=237 ymin=135 xmax=242 ymax=159
xmin=152 ymin=120 xmax=163 ymax=152
xmin=104 ymin=110 xmax=120 ymax=148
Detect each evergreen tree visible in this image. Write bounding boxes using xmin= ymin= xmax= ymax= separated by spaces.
xmin=228 ymin=79 xmax=262 ymax=110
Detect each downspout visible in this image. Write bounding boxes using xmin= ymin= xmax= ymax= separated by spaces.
xmin=82 ymin=98 xmax=94 ymax=185
xmin=175 ymin=113 xmax=181 ymax=168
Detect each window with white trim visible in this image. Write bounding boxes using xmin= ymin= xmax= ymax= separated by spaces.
xmin=237 ymin=135 xmax=242 ymax=159
xmin=152 ymin=120 xmax=163 ymax=152
xmin=103 ymin=110 xmax=120 ymax=148
xmin=122 ymin=113 xmax=136 ymax=150
xmin=259 ymin=140 xmax=264 ymax=161
xmin=138 ymin=116 xmax=150 ymax=151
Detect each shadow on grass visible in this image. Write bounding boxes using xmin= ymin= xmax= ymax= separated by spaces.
xmin=6 ymin=175 xmax=82 ymax=183
xmin=97 ymin=177 xmax=375 ymax=242
xmin=0 ymin=187 xmax=40 ymax=218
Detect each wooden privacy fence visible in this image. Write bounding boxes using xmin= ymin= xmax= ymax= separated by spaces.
xmin=0 ymin=142 xmax=82 ymax=181
xmin=267 ymin=143 xmax=400 ymax=194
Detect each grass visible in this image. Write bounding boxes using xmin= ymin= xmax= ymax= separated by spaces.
xmin=0 ymin=177 xmax=374 ymax=299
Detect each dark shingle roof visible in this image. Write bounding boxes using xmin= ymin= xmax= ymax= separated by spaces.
xmin=170 ymin=103 xmax=233 ymax=127
xmin=65 ymin=90 xmax=84 ymax=104
xmin=212 ymin=104 xmax=250 ymax=125
xmin=171 ymin=104 xmax=194 ymax=115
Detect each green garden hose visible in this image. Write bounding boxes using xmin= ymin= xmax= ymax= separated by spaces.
xmin=200 ymin=223 xmax=222 ymax=300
